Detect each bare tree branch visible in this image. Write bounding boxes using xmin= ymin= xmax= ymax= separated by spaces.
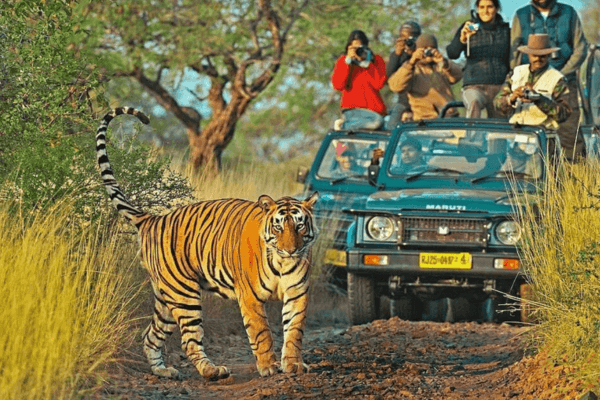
xmin=130 ymin=67 xmax=201 ymax=129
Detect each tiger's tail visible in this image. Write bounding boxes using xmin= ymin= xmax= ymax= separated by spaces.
xmin=96 ymin=107 xmax=151 ymax=227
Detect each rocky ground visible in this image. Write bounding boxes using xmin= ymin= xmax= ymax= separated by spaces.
xmin=95 ymin=285 xmax=596 ymax=400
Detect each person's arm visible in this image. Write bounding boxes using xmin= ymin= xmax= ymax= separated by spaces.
xmin=388 ymin=60 xmax=415 ymax=93
xmin=370 ymin=54 xmax=388 ymax=90
xmin=534 ymin=78 xmax=572 ymax=123
xmin=434 ymin=49 xmax=462 ymax=84
xmin=494 ymin=73 xmax=516 ymax=115
xmin=331 ymin=56 xmax=352 ymax=91
xmin=439 ymin=58 xmax=463 ymax=84
xmin=560 ymin=13 xmax=588 ymax=78
xmin=387 ymin=51 xmax=403 ymax=78
xmin=510 ymin=14 xmax=525 ymax=70
xmin=446 ymin=24 xmax=467 ymax=60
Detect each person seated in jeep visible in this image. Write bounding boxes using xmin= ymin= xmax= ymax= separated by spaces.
xmin=501 ymin=141 xmax=543 ymax=177
xmin=475 ymin=137 xmax=543 ymax=178
xmin=390 ymin=137 xmax=429 ymax=174
xmin=330 ymin=143 xmax=365 ymax=177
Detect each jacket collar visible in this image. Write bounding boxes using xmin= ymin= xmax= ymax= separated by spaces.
xmin=530 ymin=1 xmax=559 ymax=17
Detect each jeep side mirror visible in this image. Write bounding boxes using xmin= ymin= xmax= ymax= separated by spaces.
xmin=296 ymin=167 xmax=309 ymax=184
xmin=368 ymin=164 xmax=379 ymax=187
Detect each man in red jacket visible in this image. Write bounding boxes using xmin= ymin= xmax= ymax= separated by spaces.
xmin=331 ymin=30 xmax=388 ymax=130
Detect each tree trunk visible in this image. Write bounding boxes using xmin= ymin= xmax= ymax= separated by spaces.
xmin=187 ymin=92 xmax=252 ymax=175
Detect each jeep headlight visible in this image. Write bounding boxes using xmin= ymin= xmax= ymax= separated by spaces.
xmin=366 ymin=216 xmax=395 ymax=241
xmin=495 ymin=221 xmax=521 ymax=245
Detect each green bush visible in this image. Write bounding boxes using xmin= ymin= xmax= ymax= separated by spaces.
xmin=0 ymin=1 xmax=193 ymax=224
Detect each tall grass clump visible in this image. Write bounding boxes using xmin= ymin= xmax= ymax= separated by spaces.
xmin=0 ymin=201 xmax=140 ymax=400
xmin=517 ymin=157 xmax=600 ymax=384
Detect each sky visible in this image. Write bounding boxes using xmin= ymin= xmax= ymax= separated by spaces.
xmin=498 ymin=0 xmax=585 ymax=22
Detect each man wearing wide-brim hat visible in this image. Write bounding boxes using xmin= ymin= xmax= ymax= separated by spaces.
xmin=509 ymin=0 xmax=587 ymax=162
xmin=494 ymin=33 xmax=572 ymax=139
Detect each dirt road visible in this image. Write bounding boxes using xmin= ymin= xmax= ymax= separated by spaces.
xmin=98 ymin=288 xmax=591 ymax=400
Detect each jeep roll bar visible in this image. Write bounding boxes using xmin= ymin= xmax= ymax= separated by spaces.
xmin=438 ymin=101 xmax=465 ymax=119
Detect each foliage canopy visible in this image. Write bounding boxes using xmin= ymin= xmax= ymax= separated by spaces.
xmin=0 ymin=0 xmax=193 ymax=221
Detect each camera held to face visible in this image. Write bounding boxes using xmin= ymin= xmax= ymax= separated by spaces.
xmin=404 ymin=36 xmax=417 ymax=50
xmin=355 ymin=46 xmax=368 ymax=58
xmin=423 ymin=48 xmax=434 ymax=57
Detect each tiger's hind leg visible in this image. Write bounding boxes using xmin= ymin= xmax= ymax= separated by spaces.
xmin=142 ymin=296 xmax=180 ymax=378
xmin=169 ymin=304 xmax=230 ymax=381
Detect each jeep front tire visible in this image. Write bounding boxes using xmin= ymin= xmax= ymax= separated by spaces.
xmin=348 ymin=272 xmax=378 ymax=325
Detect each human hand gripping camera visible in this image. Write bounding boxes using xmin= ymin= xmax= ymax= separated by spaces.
xmin=347 ymin=41 xmax=373 ymax=66
xmin=408 ymin=46 xmax=448 ymax=70
xmin=394 ymin=34 xmax=417 ymax=57
xmin=510 ymin=83 xmax=542 ymax=105
xmin=460 ymin=19 xmax=480 ymax=56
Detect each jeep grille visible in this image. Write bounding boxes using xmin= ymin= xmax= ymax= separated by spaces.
xmin=400 ymin=217 xmax=488 ymax=246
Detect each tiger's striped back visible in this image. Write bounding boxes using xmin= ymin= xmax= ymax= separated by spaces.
xmin=95 ymin=108 xmax=318 ymax=381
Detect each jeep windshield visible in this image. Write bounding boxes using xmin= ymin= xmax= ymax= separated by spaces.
xmin=388 ymin=129 xmax=543 ymax=181
xmin=316 ymin=137 xmax=388 ymax=183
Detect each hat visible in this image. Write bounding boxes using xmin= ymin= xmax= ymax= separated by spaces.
xmin=416 ymin=33 xmax=437 ymax=49
xmin=518 ymin=34 xmax=560 ymax=56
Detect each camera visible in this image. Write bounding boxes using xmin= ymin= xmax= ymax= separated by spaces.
xmin=355 ymin=46 xmax=368 ymax=58
xmin=423 ymin=48 xmax=434 ymax=57
xmin=468 ymin=23 xmax=479 ymax=31
xmin=522 ymin=88 xmax=541 ymax=101
xmin=404 ymin=36 xmax=417 ymax=49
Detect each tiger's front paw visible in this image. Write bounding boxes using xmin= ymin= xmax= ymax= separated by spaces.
xmin=200 ymin=364 xmax=230 ymax=381
xmin=282 ymin=358 xmax=310 ymax=374
xmin=257 ymin=359 xmax=281 ymax=377
xmin=151 ymin=365 xmax=181 ymax=379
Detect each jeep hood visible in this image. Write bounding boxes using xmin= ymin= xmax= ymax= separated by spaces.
xmin=365 ymin=188 xmax=517 ymax=214
xmin=316 ymin=192 xmax=371 ymax=213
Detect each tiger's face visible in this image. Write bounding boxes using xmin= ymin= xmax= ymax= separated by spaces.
xmin=259 ymin=192 xmax=319 ymax=258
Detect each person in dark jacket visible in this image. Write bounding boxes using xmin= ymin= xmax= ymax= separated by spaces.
xmin=510 ymin=0 xmax=588 ymax=161
xmin=446 ymin=0 xmax=510 ymax=118
xmin=386 ymin=21 xmax=421 ymax=126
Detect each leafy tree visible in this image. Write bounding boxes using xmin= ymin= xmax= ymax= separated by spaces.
xmin=235 ymin=0 xmax=471 ymax=162
xmin=78 ymin=0 xmax=470 ymax=174
xmin=0 ymin=0 xmax=193 ymax=222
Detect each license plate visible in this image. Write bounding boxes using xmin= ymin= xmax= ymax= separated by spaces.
xmin=419 ymin=252 xmax=472 ymax=269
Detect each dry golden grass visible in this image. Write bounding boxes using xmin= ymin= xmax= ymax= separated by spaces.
xmin=0 ymin=201 xmax=140 ymax=400
xmin=517 ymin=157 xmax=600 ymax=387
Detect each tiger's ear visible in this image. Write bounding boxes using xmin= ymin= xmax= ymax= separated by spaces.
xmin=303 ymin=191 xmax=319 ymax=209
xmin=258 ymin=194 xmax=276 ymax=213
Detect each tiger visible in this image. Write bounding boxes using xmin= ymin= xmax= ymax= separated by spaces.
xmin=95 ymin=107 xmax=319 ymax=380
